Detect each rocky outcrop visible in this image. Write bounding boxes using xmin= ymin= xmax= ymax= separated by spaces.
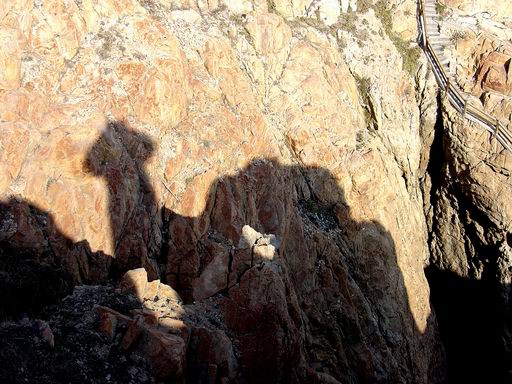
xmin=425 ymin=96 xmax=512 ymax=382
xmin=474 ymin=51 xmax=512 ymax=96
xmin=420 ymin=3 xmax=512 ymax=383
xmin=443 ymin=0 xmax=512 ymax=21
xmin=0 ymin=0 xmax=441 ymax=380
xmin=11 ymin=0 xmax=512 ymax=382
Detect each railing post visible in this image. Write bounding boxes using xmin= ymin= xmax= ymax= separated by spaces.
xmin=493 ymin=121 xmax=500 ymax=141
xmin=443 ymin=78 xmax=450 ymax=103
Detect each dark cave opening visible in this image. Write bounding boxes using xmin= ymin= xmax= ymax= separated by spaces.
xmin=425 ymin=265 xmax=509 ymax=384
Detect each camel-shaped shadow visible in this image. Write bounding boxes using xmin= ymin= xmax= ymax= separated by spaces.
xmin=0 ymin=121 xmax=508 ymax=383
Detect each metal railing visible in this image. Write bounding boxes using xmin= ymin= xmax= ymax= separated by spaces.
xmin=418 ymin=0 xmax=512 ymax=153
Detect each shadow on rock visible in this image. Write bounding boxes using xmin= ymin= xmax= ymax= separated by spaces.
xmin=0 ymin=121 xmax=446 ymax=383
xmin=0 ymin=198 xmax=110 ymax=317
xmin=83 ymin=120 xmax=161 ymax=280
xmin=426 ymin=266 xmax=512 ymax=384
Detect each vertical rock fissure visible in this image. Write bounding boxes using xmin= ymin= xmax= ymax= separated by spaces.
xmin=425 ymin=94 xmax=446 ymax=218
xmin=159 ymin=207 xmax=170 ymax=280
xmin=423 ymin=92 xmax=447 ymax=269
xmin=423 ymin=97 xmax=511 ymax=383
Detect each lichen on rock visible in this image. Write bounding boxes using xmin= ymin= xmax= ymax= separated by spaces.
xmin=0 ymin=0 xmax=511 ymax=382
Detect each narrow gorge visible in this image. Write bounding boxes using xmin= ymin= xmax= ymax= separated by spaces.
xmin=0 ymin=0 xmax=511 ymax=383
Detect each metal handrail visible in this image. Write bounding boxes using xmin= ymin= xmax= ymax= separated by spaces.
xmin=418 ymin=0 xmax=512 ymax=153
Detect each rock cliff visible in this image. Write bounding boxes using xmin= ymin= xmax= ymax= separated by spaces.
xmin=0 ymin=0 xmax=510 ymax=383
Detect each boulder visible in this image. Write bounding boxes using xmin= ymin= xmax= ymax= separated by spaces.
xmin=119 ymin=268 xmax=148 ymax=302
xmin=143 ymin=280 xmax=160 ymax=301
xmin=476 ymin=51 xmax=512 ymax=95
xmin=145 ymin=329 xmax=186 ymax=381
xmin=98 ymin=311 xmax=118 ymax=341
xmin=186 ymin=327 xmax=238 ymax=383
xmin=157 ymin=283 xmax=182 ymax=303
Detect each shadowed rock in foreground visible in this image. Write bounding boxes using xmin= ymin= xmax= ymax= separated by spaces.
xmin=0 ymin=152 xmax=445 ymax=383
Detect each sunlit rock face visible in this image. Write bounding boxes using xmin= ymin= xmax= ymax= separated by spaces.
xmin=443 ymin=0 xmax=512 ymax=20
xmin=13 ymin=0 xmax=512 ymax=382
xmin=474 ymin=51 xmax=512 ymax=95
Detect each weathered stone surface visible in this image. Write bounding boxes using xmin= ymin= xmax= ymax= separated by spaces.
xmin=159 ymin=317 xmax=187 ymax=333
xmin=95 ymin=305 xmax=132 ymax=323
xmin=121 ymin=316 xmax=144 ymax=350
xmin=191 ymin=241 xmax=230 ymax=300
xmin=245 ymin=12 xmax=291 ymax=55
xmin=474 ymin=51 xmax=512 ymax=95
xmin=143 ymin=279 xmax=160 ymax=301
xmin=222 ymin=239 xmax=304 ymax=383
xmin=0 ymin=0 xmax=457 ymax=383
xmin=0 ymin=29 xmax=20 ymax=90
xmin=444 ymin=0 xmax=512 ymax=20
xmin=187 ymin=327 xmax=238 ymax=383
xmin=119 ymin=268 xmax=148 ymax=301
xmin=157 ymin=283 xmax=182 ymax=303
xmin=425 ymin=98 xmax=512 ymax=382
xmin=140 ymin=309 xmax=160 ymax=327
xmin=98 ymin=311 xmax=118 ymax=341
xmin=414 ymin=6 xmax=512 ymax=379
xmin=308 ymin=0 xmax=341 ymax=26
xmin=94 ymin=286 xmax=188 ymax=381
xmin=222 ymin=0 xmax=253 ymax=14
xmin=272 ymin=0 xmax=312 ymax=19
xmin=145 ymin=328 xmax=186 ymax=380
